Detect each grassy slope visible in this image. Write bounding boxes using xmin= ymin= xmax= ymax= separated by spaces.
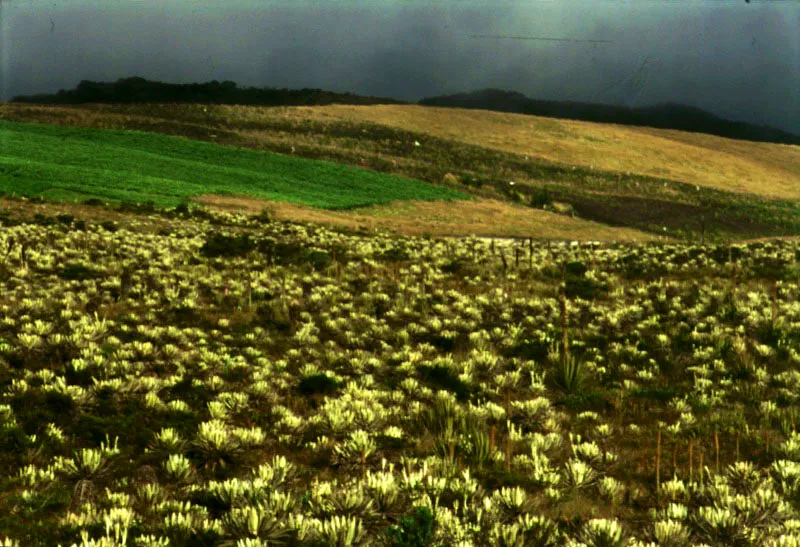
xmin=0 ymin=119 xmax=467 ymax=209
xmin=290 ymin=104 xmax=800 ymax=200
xmin=1 ymin=101 xmax=799 ymax=241
xmin=0 ymin=105 xmax=663 ymax=242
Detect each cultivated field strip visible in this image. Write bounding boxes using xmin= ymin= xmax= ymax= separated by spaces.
xmin=0 ymin=119 xmax=467 ymax=210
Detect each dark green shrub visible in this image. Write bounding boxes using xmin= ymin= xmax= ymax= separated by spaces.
xmin=710 ymin=245 xmax=744 ymax=264
xmin=426 ymin=333 xmax=457 ymax=353
xmin=254 ymin=209 xmax=272 ymax=224
xmin=173 ymin=203 xmax=190 ymax=216
xmin=530 ymin=188 xmax=552 ymax=208
xmin=11 ymin=390 xmax=76 ymax=432
xmin=380 ymin=246 xmax=411 ymax=262
xmin=505 ymin=336 xmax=551 ymax=361
xmin=257 ymin=301 xmax=292 ymax=332
xmin=297 ymin=374 xmax=341 ymax=397
xmin=751 ymin=256 xmax=794 ymax=281
xmin=56 ymin=214 xmax=74 ymax=225
xmin=306 ymin=249 xmax=332 ymax=271
xmin=565 ymin=261 xmax=588 ymax=277
xmin=58 ymin=263 xmax=101 ymax=280
xmin=564 ymin=276 xmax=605 ymax=300
xmin=117 ymin=200 xmax=156 ymax=214
xmin=33 ymin=213 xmax=55 ymax=226
xmin=200 ymin=232 xmax=256 ymax=258
xmin=385 ymin=506 xmax=436 ymax=547
xmin=440 ymin=258 xmax=480 ymax=278
xmin=557 ymin=389 xmax=609 ymax=412
xmin=629 ymin=386 xmax=680 ymax=403
xmin=552 ymin=356 xmax=587 ymax=394
xmin=190 ymin=207 xmax=214 ymax=221
xmin=99 ymin=220 xmax=118 ymax=233
xmin=460 ymin=174 xmax=484 ymax=188
xmin=270 ymin=241 xmax=305 ymax=264
xmin=418 ymin=364 xmax=475 ymax=402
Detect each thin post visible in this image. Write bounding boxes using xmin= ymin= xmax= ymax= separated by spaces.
xmin=560 ymin=290 xmax=569 ymax=365
xmin=736 ymin=431 xmax=740 ymax=461
xmin=528 ymin=237 xmax=533 ymax=269
xmin=699 ymin=450 xmax=704 ymax=486
xmin=673 ymin=438 xmax=679 ymax=475
xmin=656 ymin=428 xmax=662 ymax=495
xmin=772 ymin=280 xmax=779 ymax=325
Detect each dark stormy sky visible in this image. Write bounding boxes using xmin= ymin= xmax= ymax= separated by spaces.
xmin=1 ymin=0 xmax=798 ymax=135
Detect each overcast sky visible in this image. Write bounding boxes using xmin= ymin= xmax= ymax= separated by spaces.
xmin=1 ymin=0 xmax=798 ymax=135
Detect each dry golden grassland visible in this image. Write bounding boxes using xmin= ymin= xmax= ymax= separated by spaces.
xmin=273 ymin=104 xmax=800 ymax=200
xmin=0 ymin=193 xmax=659 ymax=242
xmin=192 ymin=194 xmax=661 ymax=242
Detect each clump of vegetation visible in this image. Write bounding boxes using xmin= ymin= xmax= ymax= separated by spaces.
xmin=418 ymin=363 xmax=476 ymax=402
xmin=57 ymin=262 xmax=101 ymax=280
xmin=385 ymin=506 xmax=436 ymax=547
xmin=200 ymin=232 xmax=256 ymax=258
xmin=99 ymin=220 xmax=118 ymax=232
xmin=530 ymin=187 xmax=553 ymax=208
xmin=297 ymin=374 xmax=341 ymax=397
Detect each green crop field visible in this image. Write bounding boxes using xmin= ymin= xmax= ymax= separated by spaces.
xmin=0 ymin=119 xmax=469 ymax=210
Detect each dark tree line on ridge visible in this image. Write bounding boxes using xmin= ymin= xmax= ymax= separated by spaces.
xmin=11 ymin=77 xmax=800 ymax=146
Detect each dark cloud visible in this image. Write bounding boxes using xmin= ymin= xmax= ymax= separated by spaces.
xmin=1 ymin=1 xmax=797 ymax=135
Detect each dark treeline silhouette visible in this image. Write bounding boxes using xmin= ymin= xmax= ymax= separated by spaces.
xmin=418 ymin=88 xmax=800 ymax=146
xmin=11 ymin=79 xmax=799 ymax=146
xmin=10 ymin=76 xmax=409 ymax=107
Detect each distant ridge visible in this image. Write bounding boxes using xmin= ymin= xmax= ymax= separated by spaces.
xmin=418 ymin=88 xmax=800 ymax=146
xmin=11 ymin=79 xmax=799 ymax=146
xmin=10 ymin=76 xmax=411 ymax=107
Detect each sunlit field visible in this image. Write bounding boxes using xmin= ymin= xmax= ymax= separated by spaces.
xmin=3 ymin=203 xmax=800 ymax=545
xmin=279 ymin=104 xmax=800 ymax=200
xmin=0 ymin=119 xmax=467 ymax=210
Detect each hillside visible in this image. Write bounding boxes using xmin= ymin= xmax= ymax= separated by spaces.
xmin=419 ymin=88 xmax=800 ymax=147
xmin=296 ymin=103 xmax=800 ymax=201
xmin=0 ymin=116 xmax=658 ymax=242
xmin=0 ymin=118 xmax=467 ymax=210
xmin=2 ymin=99 xmax=800 ymax=242
xmin=13 ymin=78 xmax=799 ymax=146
